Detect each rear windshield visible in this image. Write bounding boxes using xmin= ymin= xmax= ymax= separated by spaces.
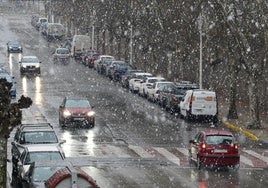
xmin=206 ymin=135 xmax=233 ymax=145
xmin=25 ymin=152 xmax=63 ymax=164
xmin=21 ymin=131 xmax=58 ymax=144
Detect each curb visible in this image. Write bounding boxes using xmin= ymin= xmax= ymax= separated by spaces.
xmin=222 ymin=121 xmax=259 ymax=141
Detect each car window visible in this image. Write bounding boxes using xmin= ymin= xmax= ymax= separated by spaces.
xmin=22 ymin=57 xmax=38 ymax=63
xmin=33 ymin=166 xmax=63 ymax=182
xmin=25 ymin=152 xmax=63 ymax=164
xmin=65 ymin=99 xmax=90 ymax=108
xmin=21 ymin=131 xmax=58 ymax=144
xmin=206 ymin=135 xmax=233 ymax=145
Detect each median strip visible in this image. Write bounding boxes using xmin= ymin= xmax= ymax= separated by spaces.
xmin=222 ymin=122 xmax=259 ymax=141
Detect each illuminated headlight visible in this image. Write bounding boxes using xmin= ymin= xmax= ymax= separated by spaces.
xmin=22 ymin=65 xmax=27 ymax=68
xmin=18 ymin=47 xmax=22 ymax=49
xmin=36 ymin=64 xmax=40 ymax=68
xmin=63 ymin=110 xmax=71 ymax=118
xmin=87 ymin=111 xmax=95 ymax=117
xmin=9 ymin=46 xmax=12 ymax=49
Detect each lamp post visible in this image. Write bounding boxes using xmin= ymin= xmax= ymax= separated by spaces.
xmin=198 ymin=10 xmax=203 ymax=89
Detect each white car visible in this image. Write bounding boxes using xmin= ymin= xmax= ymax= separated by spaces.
xmin=19 ymin=56 xmax=41 ymax=74
xmin=147 ymin=81 xmax=174 ymax=102
xmin=138 ymin=76 xmax=166 ymax=97
xmin=179 ymin=89 xmax=218 ymax=122
xmin=94 ymin=55 xmax=114 ymax=71
xmin=128 ymin=72 xmax=153 ymax=93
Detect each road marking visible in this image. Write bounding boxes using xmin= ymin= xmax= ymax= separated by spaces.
xmin=128 ymin=145 xmax=154 ymax=158
xmin=153 ymin=147 xmax=180 ymax=166
xmin=175 ymin=148 xmax=189 ymax=157
xmin=240 ymin=155 xmax=254 ymax=167
xmin=244 ymin=150 xmax=268 ymax=164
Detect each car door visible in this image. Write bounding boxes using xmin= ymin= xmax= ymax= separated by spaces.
xmin=190 ymin=132 xmax=203 ymax=161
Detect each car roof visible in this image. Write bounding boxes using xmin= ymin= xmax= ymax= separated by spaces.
xmin=147 ymin=76 xmax=165 ymax=80
xmin=202 ymin=129 xmax=233 ymax=136
xmin=18 ymin=123 xmax=53 ymax=130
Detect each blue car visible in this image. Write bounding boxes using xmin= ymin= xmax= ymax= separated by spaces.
xmin=0 ymin=71 xmax=16 ymax=98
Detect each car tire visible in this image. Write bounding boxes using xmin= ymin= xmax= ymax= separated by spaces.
xmin=196 ymin=156 xmax=201 ymax=170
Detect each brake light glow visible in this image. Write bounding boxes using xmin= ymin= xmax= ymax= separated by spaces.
xmin=201 ymin=143 xmax=206 ymax=149
xmin=234 ymin=144 xmax=238 ymax=150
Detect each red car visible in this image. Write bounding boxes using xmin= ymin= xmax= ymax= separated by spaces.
xmin=188 ymin=129 xmax=240 ymax=169
xmin=59 ymin=96 xmax=95 ymax=128
xmin=82 ymin=49 xmax=99 ymax=68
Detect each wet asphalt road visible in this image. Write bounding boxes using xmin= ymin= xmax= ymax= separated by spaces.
xmin=1 ymin=8 xmax=268 ymax=188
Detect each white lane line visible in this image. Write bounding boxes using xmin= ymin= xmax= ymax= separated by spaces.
xmin=176 ymin=148 xmax=189 ymax=157
xmin=128 ymin=145 xmax=154 ymax=158
xmin=240 ymin=155 xmax=254 ymax=167
xmin=244 ymin=150 xmax=268 ymax=164
xmin=153 ymin=147 xmax=180 ymax=166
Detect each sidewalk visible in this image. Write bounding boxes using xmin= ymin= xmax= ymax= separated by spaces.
xmin=218 ymin=101 xmax=268 ymax=147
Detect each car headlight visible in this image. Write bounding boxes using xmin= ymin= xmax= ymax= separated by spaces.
xmin=87 ymin=111 xmax=95 ymax=117
xmin=22 ymin=65 xmax=27 ymax=68
xmin=63 ymin=110 xmax=71 ymax=118
xmin=35 ymin=64 xmax=40 ymax=68
xmin=9 ymin=46 xmax=12 ymax=49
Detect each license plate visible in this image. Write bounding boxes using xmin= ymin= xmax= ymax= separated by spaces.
xmin=74 ymin=117 xmax=84 ymax=121
xmin=214 ymin=149 xmax=227 ymax=153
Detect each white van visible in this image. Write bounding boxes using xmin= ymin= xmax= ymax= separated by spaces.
xmin=71 ymin=35 xmax=91 ymax=59
xmin=179 ymin=89 xmax=218 ymax=122
xmin=42 ymin=23 xmax=65 ymax=41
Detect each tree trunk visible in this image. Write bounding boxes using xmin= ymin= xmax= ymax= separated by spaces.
xmin=227 ymin=63 xmax=238 ymax=119
xmin=0 ymin=134 xmax=7 ymax=188
xmin=247 ymin=74 xmax=262 ymax=129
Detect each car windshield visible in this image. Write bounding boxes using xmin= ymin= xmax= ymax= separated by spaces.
xmin=21 ymin=131 xmax=58 ymax=144
xmin=65 ymin=99 xmax=90 ymax=108
xmin=25 ymin=152 xmax=63 ymax=164
xmin=56 ymin=49 xmax=69 ymax=54
xmin=33 ymin=166 xmax=63 ymax=182
xmin=22 ymin=57 xmax=38 ymax=63
xmin=9 ymin=41 xmax=20 ymax=45
xmin=206 ymin=135 xmax=233 ymax=145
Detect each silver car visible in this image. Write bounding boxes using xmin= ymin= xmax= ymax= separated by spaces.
xmin=19 ymin=56 xmax=41 ymax=74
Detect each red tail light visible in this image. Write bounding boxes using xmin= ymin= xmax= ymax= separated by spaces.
xmin=234 ymin=143 xmax=238 ymax=150
xmin=156 ymin=90 xmax=160 ymax=94
xmin=172 ymin=97 xmax=178 ymax=103
xmin=134 ymin=79 xmax=140 ymax=82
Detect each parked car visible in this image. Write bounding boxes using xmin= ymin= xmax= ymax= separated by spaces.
xmin=59 ymin=96 xmax=95 ymax=128
xmin=19 ymin=56 xmax=41 ymax=74
xmin=129 ymin=72 xmax=153 ymax=93
xmin=160 ymin=81 xmax=198 ymax=114
xmin=147 ymin=81 xmax=175 ymax=103
xmin=0 ymin=71 xmax=16 ymax=98
xmin=179 ymin=89 xmax=218 ymax=122
xmin=94 ymin=55 xmax=114 ymax=71
xmin=13 ymin=145 xmax=65 ymax=183
xmin=120 ymin=69 xmax=143 ymax=88
xmin=35 ymin=17 xmax=48 ymax=31
xmin=11 ymin=123 xmax=63 ymax=176
xmin=7 ymin=41 xmax=23 ymax=53
xmin=20 ymin=160 xmax=71 ymax=188
xmin=188 ymin=129 xmax=240 ymax=169
xmin=110 ymin=63 xmax=133 ymax=81
xmin=107 ymin=60 xmax=126 ymax=80
xmin=52 ymin=47 xmax=71 ymax=63
xmin=138 ymin=76 xmax=165 ymax=97
xmin=81 ymin=49 xmax=99 ymax=68
xmin=99 ymin=58 xmax=113 ymax=75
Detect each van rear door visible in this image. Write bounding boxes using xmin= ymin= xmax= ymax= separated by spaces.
xmin=191 ymin=90 xmax=217 ymax=116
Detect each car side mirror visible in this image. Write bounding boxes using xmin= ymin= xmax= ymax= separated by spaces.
xmin=189 ymin=139 xmax=196 ymax=144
